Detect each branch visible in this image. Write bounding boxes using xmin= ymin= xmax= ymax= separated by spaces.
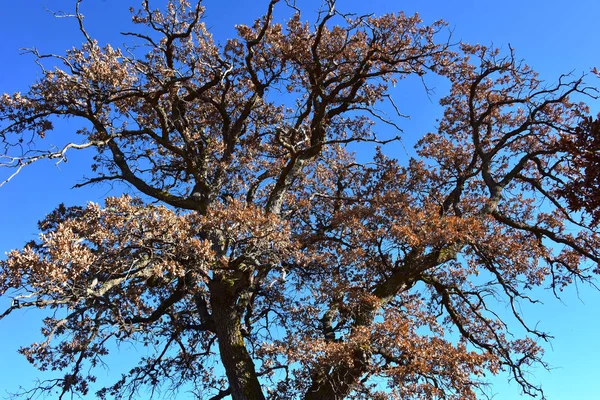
xmin=0 ymin=138 xmax=111 ymax=187
xmin=208 ymin=387 xmax=231 ymax=400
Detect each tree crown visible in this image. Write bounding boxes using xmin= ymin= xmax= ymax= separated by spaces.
xmin=1 ymin=1 xmax=599 ymax=399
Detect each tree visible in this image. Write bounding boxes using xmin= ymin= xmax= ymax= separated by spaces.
xmin=0 ymin=1 xmax=598 ymax=399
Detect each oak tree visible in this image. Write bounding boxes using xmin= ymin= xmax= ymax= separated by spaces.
xmin=1 ymin=1 xmax=599 ymax=399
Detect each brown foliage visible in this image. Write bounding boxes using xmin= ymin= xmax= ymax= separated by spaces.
xmin=557 ymin=115 xmax=600 ymax=225
xmin=0 ymin=1 xmax=599 ymax=399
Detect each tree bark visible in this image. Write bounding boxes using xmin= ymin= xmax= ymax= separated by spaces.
xmin=210 ymin=280 xmax=266 ymax=400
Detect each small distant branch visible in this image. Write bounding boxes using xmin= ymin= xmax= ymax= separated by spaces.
xmin=75 ymin=0 xmax=95 ymax=47
xmin=43 ymin=7 xmax=76 ymax=19
xmin=0 ymin=297 xmax=70 ymax=320
xmin=43 ymin=1 xmax=94 ymax=47
xmin=0 ymin=138 xmax=111 ymax=187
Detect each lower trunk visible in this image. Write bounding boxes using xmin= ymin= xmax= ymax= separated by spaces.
xmin=210 ymin=281 xmax=265 ymax=400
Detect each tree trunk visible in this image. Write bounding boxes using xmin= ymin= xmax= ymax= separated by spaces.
xmin=210 ymin=281 xmax=266 ymax=400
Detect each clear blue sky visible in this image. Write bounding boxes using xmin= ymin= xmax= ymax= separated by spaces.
xmin=1 ymin=1 xmax=599 ymax=399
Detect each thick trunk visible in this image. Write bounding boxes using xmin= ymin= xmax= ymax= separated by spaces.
xmin=210 ymin=281 xmax=266 ymax=400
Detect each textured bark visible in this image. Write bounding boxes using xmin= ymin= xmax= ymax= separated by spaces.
xmin=210 ymin=280 xmax=266 ymax=400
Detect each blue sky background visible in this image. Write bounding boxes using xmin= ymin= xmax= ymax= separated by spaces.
xmin=1 ymin=1 xmax=599 ymax=399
